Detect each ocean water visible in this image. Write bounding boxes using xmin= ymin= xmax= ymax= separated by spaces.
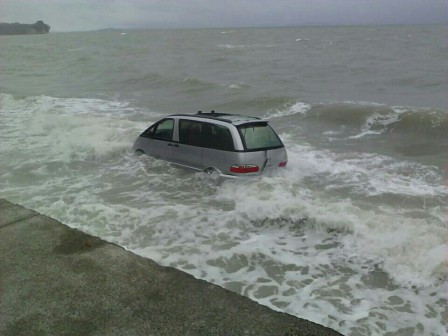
xmin=0 ymin=25 xmax=447 ymax=335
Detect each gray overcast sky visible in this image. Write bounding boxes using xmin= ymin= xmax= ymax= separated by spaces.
xmin=0 ymin=0 xmax=446 ymax=32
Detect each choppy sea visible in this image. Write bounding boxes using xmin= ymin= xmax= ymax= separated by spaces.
xmin=0 ymin=25 xmax=447 ymax=335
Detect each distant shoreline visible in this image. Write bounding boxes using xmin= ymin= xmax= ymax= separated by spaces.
xmin=0 ymin=21 xmax=50 ymax=35
xmin=39 ymin=22 xmax=445 ymax=34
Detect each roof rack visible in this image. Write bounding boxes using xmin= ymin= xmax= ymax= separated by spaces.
xmin=194 ymin=110 xmax=261 ymax=124
xmin=167 ymin=110 xmax=262 ymax=125
xmin=196 ymin=110 xmax=262 ymax=125
xmin=196 ymin=110 xmax=226 ymax=117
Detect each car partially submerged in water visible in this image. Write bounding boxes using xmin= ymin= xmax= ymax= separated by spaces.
xmin=133 ymin=111 xmax=287 ymax=178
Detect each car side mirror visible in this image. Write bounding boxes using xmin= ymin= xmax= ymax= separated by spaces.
xmin=142 ymin=127 xmax=155 ymax=138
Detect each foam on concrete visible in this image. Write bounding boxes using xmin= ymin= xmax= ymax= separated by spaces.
xmin=0 ymin=199 xmax=343 ymax=336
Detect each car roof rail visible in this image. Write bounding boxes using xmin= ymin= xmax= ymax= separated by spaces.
xmin=188 ymin=111 xmax=263 ymax=124
xmin=195 ymin=110 xmax=231 ymax=117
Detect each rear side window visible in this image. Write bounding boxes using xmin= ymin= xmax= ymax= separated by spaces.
xmin=179 ymin=119 xmax=202 ymax=146
xmin=203 ymin=123 xmax=234 ymax=151
xmin=238 ymin=122 xmax=283 ymax=150
xmin=153 ymin=119 xmax=174 ymax=140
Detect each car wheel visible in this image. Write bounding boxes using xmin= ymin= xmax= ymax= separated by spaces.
xmin=203 ymin=167 xmax=221 ymax=186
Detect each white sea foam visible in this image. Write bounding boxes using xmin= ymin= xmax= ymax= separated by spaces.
xmin=1 ymin=93 xmax=447 ymax=336
xmin=347 ymin=129 xmax=383 ymax=139
xmin=217 ymin=44 xmax=246 ymax=49
xmin=0 ymin=94 xmax=158 ymax=166
xmin=348 ymin=103 xmax=446 ymax=139
xmin=227 ymin=82 xmax=250 ymax=90
xmin=265 ymin=101 xmax=311 ymax=119
xmin=360 ymin=109 xmax=402 ymax=133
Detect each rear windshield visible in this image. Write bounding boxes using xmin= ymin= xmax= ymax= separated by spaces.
xmin=238 ymin=122 xmax=283 ymax=150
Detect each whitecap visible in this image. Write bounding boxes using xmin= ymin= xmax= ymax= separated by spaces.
xmin=227 ymin=82 xmax=250 ymax=90
xmin=265 ymin=101 xmax=311 ymax=119
xmin=217 ymin=44 xmax=245 ymax=49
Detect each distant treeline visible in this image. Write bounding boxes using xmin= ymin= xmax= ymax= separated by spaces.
xmin=0 ymin=21 xmax=50 ymax=35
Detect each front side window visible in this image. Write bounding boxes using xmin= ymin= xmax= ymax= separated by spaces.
xmin=238 ymin=122 xmax=283 ymax=150
xmin=153 ymin=119 xmax=174 ymax=141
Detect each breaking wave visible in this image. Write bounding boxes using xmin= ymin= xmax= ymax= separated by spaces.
xmin=1 ymin=93 xmax=447 ymax=336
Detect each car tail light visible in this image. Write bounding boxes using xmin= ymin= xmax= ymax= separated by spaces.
xmin=230 ymin=164 xmax=260 ymax=174
xmin=279 ymin=161 xmax=287 ymax=167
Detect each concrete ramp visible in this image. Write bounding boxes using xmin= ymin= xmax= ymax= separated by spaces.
xmin=0 ymin=199 xmax=343 ymax=336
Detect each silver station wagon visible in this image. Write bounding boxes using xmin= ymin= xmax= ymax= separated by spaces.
xmin=133 ymin=111 xmax=287 ymax=178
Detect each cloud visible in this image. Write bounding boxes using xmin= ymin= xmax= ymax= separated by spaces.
xmin=0 ymin=0 xmax=446 ymax=32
